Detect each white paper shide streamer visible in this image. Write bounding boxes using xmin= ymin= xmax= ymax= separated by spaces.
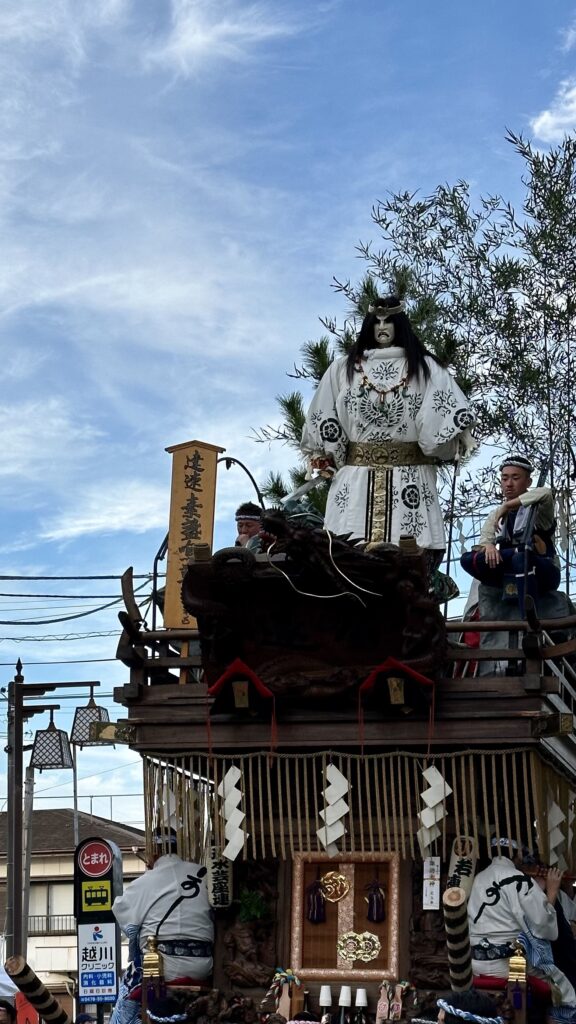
xmin=218 ymin=765 xmax=248 ymax=861
xmin=567 ymin=802 xmax=575 ymax=873
xmin=161 ymin=787 xmax=179 ymax=830
xmin=317 ymin=764 xmax=349 ymax=856
xmin=417 ymin=765 xmax=452 ymax=856
xmin=547 ymin=796 xmax=567 ymax=869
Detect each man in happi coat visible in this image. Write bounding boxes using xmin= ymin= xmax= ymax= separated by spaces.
xmin=468 ymin=839 xmax=576 ymax=1019
xmin=110 ymin=831 xmax=213 ymax=1024
xmin=301 ymin=296 xmax=474 ymax=567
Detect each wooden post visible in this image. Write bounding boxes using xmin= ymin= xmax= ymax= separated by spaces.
xmin=164 ymin=439 xmax=224 ymax=641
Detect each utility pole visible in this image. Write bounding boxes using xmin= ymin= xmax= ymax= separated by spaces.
xmin=6 ymin=660 xmax=23 ymax=959
xmin=4 ymin=662 xmax=100 ymax=958
xmin=22 ymin=765 xmax=35 ymax=954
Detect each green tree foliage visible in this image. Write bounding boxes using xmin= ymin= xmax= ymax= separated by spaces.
xmin=255 ymin=132 xmax=576 ymax=585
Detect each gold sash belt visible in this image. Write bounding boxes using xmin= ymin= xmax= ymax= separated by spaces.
xmin=346 ymin=440 xmax=438 ymax=467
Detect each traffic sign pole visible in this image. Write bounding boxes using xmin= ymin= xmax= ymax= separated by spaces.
xmin=74 ymin=838 xmax=123 ymax=1006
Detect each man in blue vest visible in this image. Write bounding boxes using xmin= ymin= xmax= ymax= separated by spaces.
xmin=460 ymin=455 xmax=560 ymax=605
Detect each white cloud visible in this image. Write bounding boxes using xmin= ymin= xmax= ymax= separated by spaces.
xmin=144 ymin=0 xmax=300 ymax=75
xmin=0 ymin=0 xmax=129 ymax=59
xmin=0 ymin=1 xmax=131 ymax=180
xmin=0 ymin=4 xmax=83 ymax=54
xmin=561 ymin=18 xmax=576 ymax=51
xmin=0 ymin=348 xmax=49 ymax=382
xmin=41 ymin=480 xmax=169 ymax=541
xmin=531 ymin=78 xmax=576 ymax=142
xmin=0 ymin=398 xmax=103 ymax=481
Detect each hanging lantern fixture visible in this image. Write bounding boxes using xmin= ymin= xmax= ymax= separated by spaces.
xmin=30 ymin=711 xmax=74 ymax=771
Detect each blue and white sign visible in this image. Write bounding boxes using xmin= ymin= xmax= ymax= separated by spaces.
xmin=78 ymin=921 xmax=119 ymax=1002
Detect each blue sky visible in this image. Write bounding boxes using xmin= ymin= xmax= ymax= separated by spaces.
xmin=1 ymin=0 xmax=576 ymax=826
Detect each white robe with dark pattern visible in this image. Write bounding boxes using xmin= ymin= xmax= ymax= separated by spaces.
xmin=112 ymin=854 xmax=213 ymax=982
xmin=301 ymin=347 xmax=474 ymax=548
xmin=468 ymin=856 xmax=576 ymax=1008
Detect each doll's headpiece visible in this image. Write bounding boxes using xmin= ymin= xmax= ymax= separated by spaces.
xmin=367 ymin=296 xmax=404 ymax=318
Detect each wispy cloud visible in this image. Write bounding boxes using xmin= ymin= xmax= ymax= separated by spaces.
xmin=531 ymin=78 xmax=576 ymax=142
xmin=0 ymin=347 xmax=49 ymax=382
xmin=0 ymin=1 xmax=129 ymax=59
xmin=144 ymin=0 xmax=301 ymax=75
xmin=0 ymin=4 xmax=83 ymax=55
xmin=41 ymin=480 xmax=169 ymax=541
xmin=0 ymin=398 xmax=103 ymax=482
xmin=561 ymin=17 xmax=576 ymax=51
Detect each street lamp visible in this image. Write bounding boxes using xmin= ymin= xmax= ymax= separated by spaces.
xmin=4 ymin=661 xmax=101 ymax=958
xmin=70 ymin=689 xmax=111 ymax=846
xmin=29 ymin=710 xmax=74 ymax=770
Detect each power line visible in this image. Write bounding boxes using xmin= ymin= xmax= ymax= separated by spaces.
xmin=35 ymin=758 xmax=143 ymax=793
xmin=0 ymin=582 xmax=151 ymax=626
xmin=0 ymin=598 xmax=123 ymax=606
xmin=0 ymin=574 xmax=161 ymax=581
xmin=0 ymin=593 xmax=127 ymax=599
xmin=12 ymin=691 xmax=117 ymax=700
xmin=1 ymin=631 xmax=119 ymax=641
xmin=0 ymin=658 xmax=117 ymax=665
xmin=31 ymin=793 xmax=144 ymax=800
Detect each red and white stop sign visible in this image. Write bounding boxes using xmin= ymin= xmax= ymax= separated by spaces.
xmin=78 ymin=840 xmax=113 ymax=878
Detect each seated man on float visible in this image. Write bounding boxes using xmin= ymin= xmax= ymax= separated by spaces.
xmin=235 ymin=501 xmax=263 ymax=552
xmin=460 ymin=455 xmax=559 ymax=611
xmin=110 ymin=830 xmax=213 ymax=1024
xmin=468 ymin=838 xmax=576 ymax=1019
xmin=521 ymin=851 xmax=576 ymax=998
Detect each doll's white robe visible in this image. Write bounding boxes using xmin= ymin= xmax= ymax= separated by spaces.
xmin=301 ymin=348 xmax=473 ymax=548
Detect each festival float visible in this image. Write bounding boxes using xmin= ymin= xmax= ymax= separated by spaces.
xmin=111 ymin=438 xmax=576 ymax=1024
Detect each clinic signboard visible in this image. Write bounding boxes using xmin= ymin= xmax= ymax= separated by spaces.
xmin=74 ymin=838 xmax=123 ymax=1003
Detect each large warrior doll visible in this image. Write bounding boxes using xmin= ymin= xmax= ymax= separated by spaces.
xmin=301 ymin=296 xmax=475 ymax=566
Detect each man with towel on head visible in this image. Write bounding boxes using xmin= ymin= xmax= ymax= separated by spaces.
xmin=460 ymin=455 xmax=560 ymax=608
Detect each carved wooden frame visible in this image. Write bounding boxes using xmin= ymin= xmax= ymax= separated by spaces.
xmin=291 ymin=851 xmax=400 ymax=981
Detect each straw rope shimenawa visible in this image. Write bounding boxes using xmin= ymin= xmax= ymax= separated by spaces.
xmin=143 ymin=749 xmax=576 ymax=867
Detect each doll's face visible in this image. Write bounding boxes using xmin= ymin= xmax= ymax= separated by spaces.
xmin=374 ymin=315 xmax=395 ymax=346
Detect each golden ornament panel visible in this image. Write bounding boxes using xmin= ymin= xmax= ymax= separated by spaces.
xmin=291 ymin=852 xmax=400 ymax=981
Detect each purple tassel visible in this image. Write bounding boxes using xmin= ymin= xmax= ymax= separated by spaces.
xmin=365 ymin=880 xmax=386 ymax=922
xmin=306 ymin=879 xmax=326 ymax=923
xmin=512 ymin=983 xmax=523 ymax=1010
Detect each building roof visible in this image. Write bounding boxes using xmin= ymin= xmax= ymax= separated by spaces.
xmin=0 ymin=808 xmax=145 ymax=856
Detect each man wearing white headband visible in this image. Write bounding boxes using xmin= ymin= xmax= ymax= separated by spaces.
xmin=235 ymin=501 xmax=263 ymax=550
xmin=460 ymin=455 xmax=560 ymax=608
xmin=301 ymin=296 xmax=474 ymax=572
